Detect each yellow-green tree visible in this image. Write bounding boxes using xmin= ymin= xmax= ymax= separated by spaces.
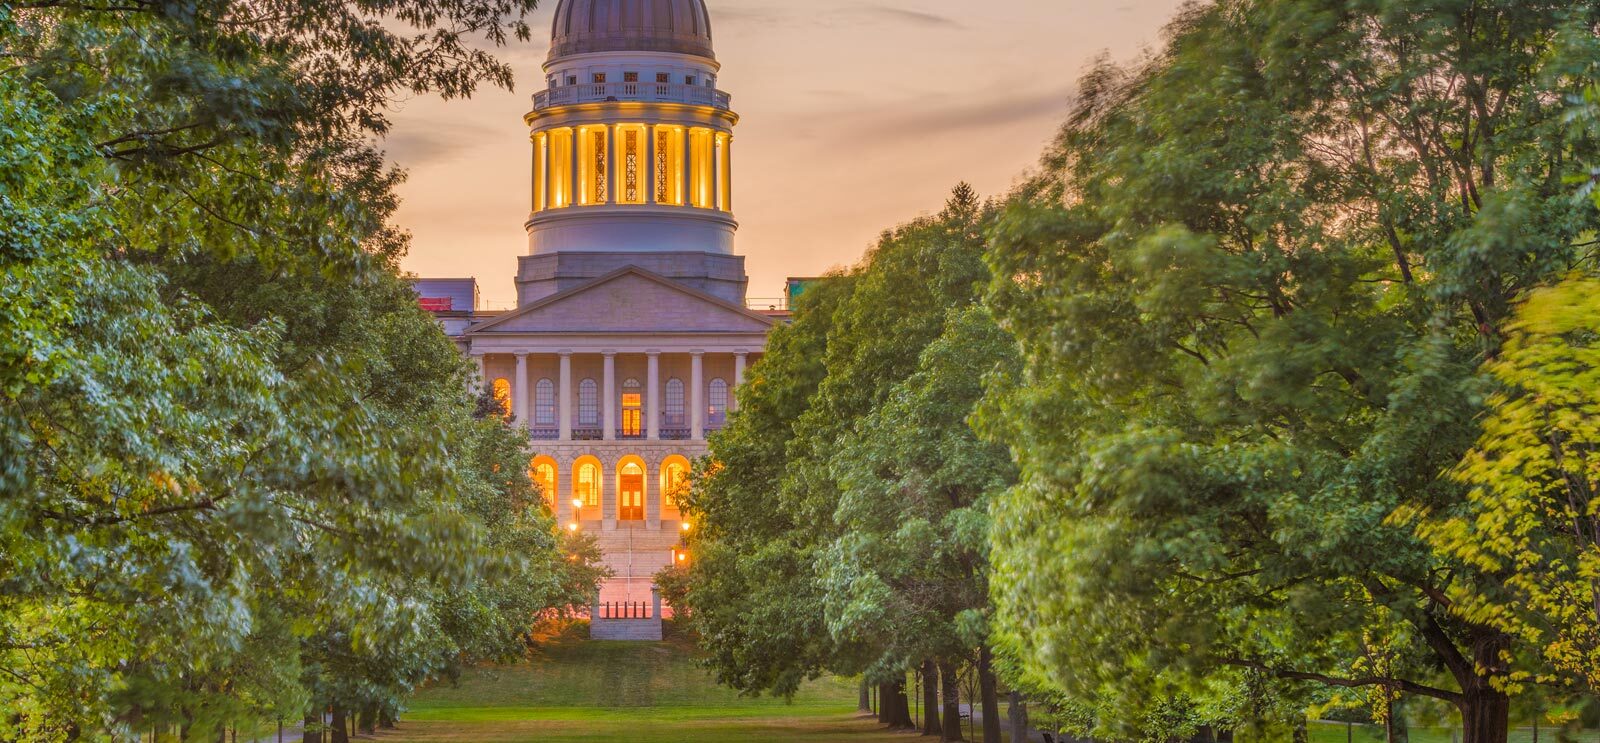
xmin=1416 ymin=275 xmax=1600 ymax=691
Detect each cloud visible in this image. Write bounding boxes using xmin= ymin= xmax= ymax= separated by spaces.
xmin=381 ymin=121 xmax=503 ymax=167
xmin=714 ymin=2 xmax=961 ymax=31
xmin=848 ymin=4 xmax=962 ymax=28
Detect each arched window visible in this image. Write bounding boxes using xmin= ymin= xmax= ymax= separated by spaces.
xmin=492 ymin=378 xmax=512 ymax=418
xmin=708 ymin=378 xmax=728 ymax=425
xmin=530 ymin=458 xmax=557 ymax=508
xmin=620 ymin=378 xmax=643 ymax=436
xmin=578 ymin=379 xmax=598 ymax=425
xmin=575 ymin=460 xmax=600 ymax=507
xmin=534 ymin=379 xmax=556 ymax=425
xmin=662 ymin=458 xmax=689 ymax=509
xmin=664 ymin=378 xmax=685 ymax=426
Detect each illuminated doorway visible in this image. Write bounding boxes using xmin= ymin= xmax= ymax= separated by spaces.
xmin=621 ymin=378 xmax=643 ymax=437
xmin=619 ymin=461 xmax=645 ymax=521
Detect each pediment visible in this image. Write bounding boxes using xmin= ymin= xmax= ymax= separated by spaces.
xmin=470 ymin=268 xmax=774 ymax=335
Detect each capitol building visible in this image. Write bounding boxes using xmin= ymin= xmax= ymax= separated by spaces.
xmin=414 ymin=0 xmax=785 ymax=637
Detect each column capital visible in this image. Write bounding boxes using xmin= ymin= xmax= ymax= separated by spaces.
xmin=602 ymin=350 xmax=618 ymax=358
xmin=690 ymin=349 xmax=706 ymax=357
xmin=645 ymin=350 xmax=661 ymax=357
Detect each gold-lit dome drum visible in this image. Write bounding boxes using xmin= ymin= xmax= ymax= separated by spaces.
xmin=525 ymin=0 xmax=736 ymax=262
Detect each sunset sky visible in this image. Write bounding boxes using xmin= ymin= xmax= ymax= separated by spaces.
xmin=390 ymin=0 xmax=1188 ymax=308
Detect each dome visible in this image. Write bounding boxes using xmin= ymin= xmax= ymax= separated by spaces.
xmin=549 ymin=0 xmax=715 ymax=61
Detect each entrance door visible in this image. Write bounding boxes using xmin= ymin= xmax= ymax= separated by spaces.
xmin=619 ymin=463 xmax=644 ymax=521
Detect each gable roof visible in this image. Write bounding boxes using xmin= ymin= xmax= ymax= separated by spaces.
xmin=467 ymin=265 xmax=776 ymax=336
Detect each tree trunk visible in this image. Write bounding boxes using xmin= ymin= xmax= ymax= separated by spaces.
xmin=881 ymin=678 xmax=915 ymax=729
xmin=859 ymin=679 xmax=872 ymax=714
xmin=877 ymin=683 xmax=889 ymax=723
xmin=358 ymin=704 xmax=377 ymax=735
xmin=978 ymin=646 xmax=1002 ymax=743
xmin=1457 ymin=632 xmax=1511 ymax=743
xmin=923 ymin=660 xmax=943 ymax=737
xmin=1007 ymin=691 xmax=1028 ymax=743
xmin=940 ymin=662 xmax=964 ymax=741
xmin=301 ymin=714 xmax=319 ymax=743
xmin=328 ymin=708 xmax=348 ymax=743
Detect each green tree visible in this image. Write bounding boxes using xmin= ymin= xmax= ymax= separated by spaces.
xmin=0 ymin=0 xmax=601 ymax=735
xmin=1411 ymin=275 xmax=1600 ymax=691
xmin=682 ymin=186 xmax=1008 ymax=737
xmin=980 ymin=1 xmax=1600 ymax=741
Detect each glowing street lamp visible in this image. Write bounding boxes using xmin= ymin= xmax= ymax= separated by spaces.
xmin=680 ymin=521 xmax=692 ymax=532
xmin=567 ymin=522 xmax=580 ymax=533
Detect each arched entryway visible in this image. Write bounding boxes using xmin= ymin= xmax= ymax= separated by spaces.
xmin=659 ymin=455 xmax=691 ymax=522
xmin=616 ymin=456 xmax=647 ymax=521
xmin=572 ymin=455 xmax=602 ymax=521
xmin=529 ymin=455 xmax=558 ymax=511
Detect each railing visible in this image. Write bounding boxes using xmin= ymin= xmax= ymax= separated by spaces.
xmin=529 ymin=427 xmax=560 ymax=441
xmin=595 ymin=601 xmax=654 ymax=620
xmin=746 ymin=297 xmax=787 ymax=311
xmin=659 ymin=427 xmax=691 ymax=441
xmin=572 ymin=427 xmax=603 ymax=441
xmin=533 ymin=82 xmax=733 ymax=111
xmin=615 ymin=429 xmax=646 ymax=441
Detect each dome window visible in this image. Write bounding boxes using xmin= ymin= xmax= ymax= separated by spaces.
xmin=624 ymin=72 xmax=638 ymax=83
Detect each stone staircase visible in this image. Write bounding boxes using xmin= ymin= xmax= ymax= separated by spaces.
xmin=584 ymin=522 xmax=685 ymax=639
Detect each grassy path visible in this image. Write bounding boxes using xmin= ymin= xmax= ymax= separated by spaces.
xmin=380 ymin=622 xmax=918 ymax=742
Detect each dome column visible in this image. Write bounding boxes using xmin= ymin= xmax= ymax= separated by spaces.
xmin=645 ymin=126 xmax=657 ymax=206
xmin=605 ymin=125 xmax=617 ymax=205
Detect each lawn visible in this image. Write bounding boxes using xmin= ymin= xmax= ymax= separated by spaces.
xmin=377 ymin=621 xmax=924 ymax=742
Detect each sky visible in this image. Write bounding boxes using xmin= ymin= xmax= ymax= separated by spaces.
xmin=390 ymin=0 xmax=1188 ymax=309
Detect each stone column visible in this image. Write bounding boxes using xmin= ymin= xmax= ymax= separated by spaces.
xmin=710 ymin=135 xmax=721 ymax=211
xmin=513 ymin=352 xmax=529 ymax=427
xmin=723 ymin=135 xmax=733 ymax=212
xmin=647 ymin=463 xmax=661 ymax=529
xmin=645 ymin=125 xmax=657 ymax=206
xmin=602 ymin=352 xmax=616 ymax=441
xmin=604 ymin=124 xmax=616 ymax=205
xmin=556 ymin=455 xmax=573 ymax=525
xmin=568 ymin=127 xmax=580 ymax=206
xmin=682 ymin=127 xmax=694 ymax=207
xmin=558 ymin=352 xmax=573 ymax=440
xmin=733 ymin=352 xmax=747 ymax=411
xmin=646 ymin=352 xmax=661 ymax=440
xmin=690 ymin=351 xmax=704 ymax=440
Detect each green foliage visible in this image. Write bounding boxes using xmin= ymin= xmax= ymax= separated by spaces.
xmin=979 ymin=0 xmax=1600 ymax=737
xmin=0 ymin=0 xmax=602 ymax=736
xmin=1412 ymin=274 xmax=1600 ymax=691
xmin=681 ymin=185 xmax=1012 ymax=711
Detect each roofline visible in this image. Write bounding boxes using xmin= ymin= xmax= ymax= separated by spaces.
xmin=464 ymin=265 xmax=777 ymax=335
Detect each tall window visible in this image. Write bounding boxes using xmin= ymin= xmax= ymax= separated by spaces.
xmin=578 ymin=379 xmax=598 ymax=425
xmin=655 ymin=128 xmax=672 ymax=204
xmin=621 ymin=378 xmax=643 ymax=436
xmin=622 ymin=128 xmax=641 ymax=203
xmin=492 ymin=378 xmax=512 ymax=418
xmin=663 ymin=460 xmax=688 ymax=508
xmin=708 ymin=378 xmax=728 ymax=424
xmin=664 ymin=378 xmax=685 ymax=426
xmin=532 ymin=461 xmax=557 ymax=507
xmin=592 ymin=73 xmax=607 ymax=84
xmin=590 ymin=127 xmax=608 ymax=204
xmin=623 ymin=71 xmax=639 ymax=83
xmin=576 ymin=462 xmax=600 ymax=507
xmin=534 ymin=379 xmax=556 ymax=425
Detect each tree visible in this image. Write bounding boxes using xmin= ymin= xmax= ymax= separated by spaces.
xmin=682 ymin=186 xmax=1012 ymax=739
xmin=980 ymin=1 xmax=1600 ymax=741
xmin=0 ymin=0 xmax=602 ymax=735
xmin=1412 ymin=274 xmax=1600 ymax=691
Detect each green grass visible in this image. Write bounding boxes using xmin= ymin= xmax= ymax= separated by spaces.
xmin=1308 ymin=721 xmax=1600 ymax=743
xmin=380 ymin=621 xmax=919 ymax=742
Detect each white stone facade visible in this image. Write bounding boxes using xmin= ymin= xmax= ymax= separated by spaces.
xmin=413 ymin=0 xmax=777 ymax=621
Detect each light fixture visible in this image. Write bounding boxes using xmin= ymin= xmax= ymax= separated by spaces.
xmin=567 ymin=522 xmax=579 ymax=532
xmin=680 ymin=522 xmax=692 ymax=531
xmin=572 ymin=498 xmax=584 ymax=509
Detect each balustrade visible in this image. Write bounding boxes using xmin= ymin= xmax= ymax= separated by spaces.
xmin=533 ymin=82 xmax=732 ymax=111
